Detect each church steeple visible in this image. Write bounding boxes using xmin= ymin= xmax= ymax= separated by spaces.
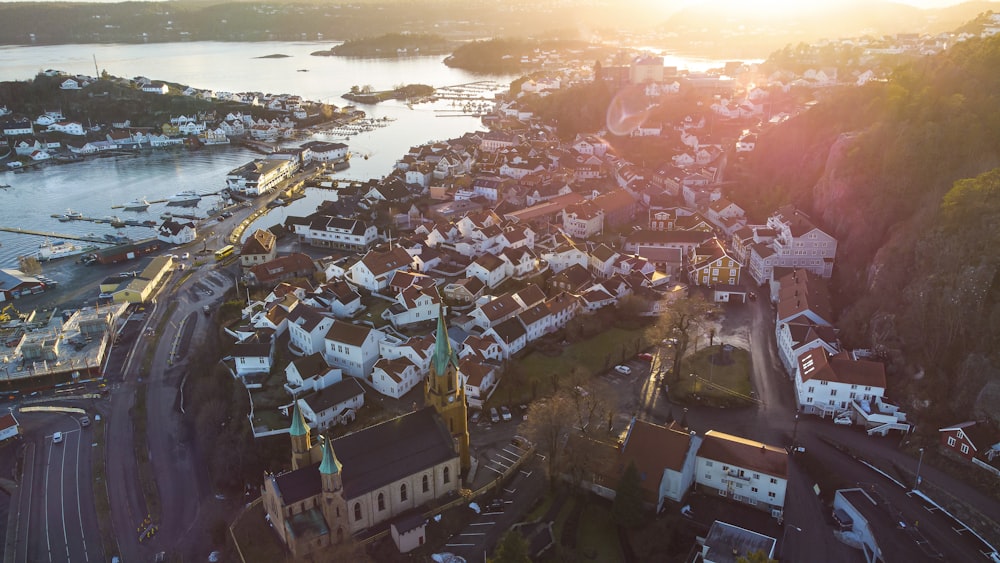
xmin=425 ymin=305 xmax=470 ymax=474
xmin=432 ymin=303 xmax=459 ymax=376
xmin=319 ymin=434 xmax=342 ymax=476
xmin=289 ymin=400 xmax=312 ymax=470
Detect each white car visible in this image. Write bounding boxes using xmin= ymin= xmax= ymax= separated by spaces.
xmin=181 ymin=252 xmax=190 ymax=260
xmin=500 ymin=406 xmax=512 ymax=422
xmin=614 ymin=365 xmax=632 ymax=376
xmin=52 ymin=431 xmax=64 ymax=444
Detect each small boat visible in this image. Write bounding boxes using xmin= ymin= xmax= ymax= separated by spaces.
xmin=0 ymin=184 xmax=11 ymax=189
xmin=65 ymin=209 xmax=83 ymax=219
xmin=166 ymin=190 xmax=202 ymax=205
xmin=123 ymin=197 xmax=150 ymax=211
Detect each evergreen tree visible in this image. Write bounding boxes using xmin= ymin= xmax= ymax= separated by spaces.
xmin=492 ymin=529 xmax=530 ymax=563
xmin=612 ymin=461 xmax=644 ymax=528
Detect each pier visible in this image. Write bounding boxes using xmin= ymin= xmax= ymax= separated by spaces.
xmin=109 ymin=191 xmax=223 ymax=209
xmin=0 ymin=227 xmax=112 ymax=244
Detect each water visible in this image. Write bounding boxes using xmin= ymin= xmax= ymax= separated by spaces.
xmin=0 ymin=42 xmax=515 ymax=266
xmin=0 ymin=41 xmax=730 ymax=266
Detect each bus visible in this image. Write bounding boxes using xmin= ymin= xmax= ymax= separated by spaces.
xmin=214 ymin=244 xmax=235 ymax=261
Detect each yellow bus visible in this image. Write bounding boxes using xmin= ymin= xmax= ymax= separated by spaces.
xmin=214 ymin=244 xmax=235 ymax=261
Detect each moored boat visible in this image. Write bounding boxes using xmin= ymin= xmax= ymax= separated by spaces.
xmin=166 ymin=190 xmax=202 ymax=205
xmin=124 ymin=197 xmax=150 ymax=211
xmin=37 ymin=239 xmax=86 ymax=261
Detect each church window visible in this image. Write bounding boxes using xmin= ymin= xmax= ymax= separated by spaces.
xmin=401 ymin=484 xmax=408 ymax=502
xmin=354 ymin=503 xmax=362 ymax=521
xmin=377 ymin=493 xmax=385 ymax=511
xmin=443 ymin=467 xmax=451 ymax=484
xmin=422 ymin=475 xmax=429 ymax=493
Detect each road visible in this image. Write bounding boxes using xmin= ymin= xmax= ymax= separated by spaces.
xmin=12 ymin=413 xmax=103 ymax=563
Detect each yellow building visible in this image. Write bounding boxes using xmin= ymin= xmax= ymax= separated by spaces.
xmin=688 ymin=238 xmax=741 ymax=287
xmin=109 ymin=255 xmax=173 ymax=303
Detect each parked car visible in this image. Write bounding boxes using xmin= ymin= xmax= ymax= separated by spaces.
xmin=181 ymin=252 xmax=190 ymax=260
xmin=637 ymin=353 xmax=653 ymax=362
xmin=470 ymin=411 xmax=482 ymax=424
xmin=489 ymin=407 xmax=500 ymax=424
xmin=614 ymin=365 xmax=632 ymax=375
xmin=52 ymin=431 xmax=63 ymax=444
xmin=80 ymin=416 xmax=91 ymax=427
xmin=500 ymin=406 xmax=512 ymax=422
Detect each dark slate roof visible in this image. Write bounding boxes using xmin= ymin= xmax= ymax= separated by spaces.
xmin=335 ymin=407 xmax=457 ymax=498
xmin=273 ymin=464 xmax=322 ymax=504
xmin=391 ymin=511 xmax=428 ymax=534
xmin=303 ymin=378 xmax=365 ymax=414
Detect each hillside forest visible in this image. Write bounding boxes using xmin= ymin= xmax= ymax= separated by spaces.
xmin=733 ymin=34 xmax=1000 ymax=423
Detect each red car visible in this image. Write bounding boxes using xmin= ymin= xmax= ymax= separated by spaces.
xmin=637 ymin=353 xmax=654 ymax=362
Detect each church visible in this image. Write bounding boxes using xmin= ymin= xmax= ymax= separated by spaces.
xmin=261 ymin=309 xmax=471 ymax=558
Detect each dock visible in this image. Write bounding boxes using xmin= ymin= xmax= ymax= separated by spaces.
xmin=0 ymin=227 xmax=112 ymax=244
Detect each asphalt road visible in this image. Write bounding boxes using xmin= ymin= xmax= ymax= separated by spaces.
xmin=13 ymin=413 xmax=103 ymax=563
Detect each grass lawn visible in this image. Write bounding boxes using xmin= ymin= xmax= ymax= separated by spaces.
xmin=362 ymin=299 xmax=393 ymax=328
xmin=670 ymin=345 xmax=753 ymax=407
xmin=576 ymin=502 xmax=623 ymax=563
xmin=230 ymin=499 xmax=289 ymax=563
xmin=495 ymin=326 xmax=647 ymax=405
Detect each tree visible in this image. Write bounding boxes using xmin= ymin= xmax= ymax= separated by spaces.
xmin=736 ymin=550 xmax=777 ymax=563
xmin=612 ymin=461 xmax=644 ymax=529
xmin=521 ymin=392 xmax=576 ymax=487
xmin=661 ymin=295 xmax=717 ymax=382
xmin=491 ymin=528 xmax=530 ymax=563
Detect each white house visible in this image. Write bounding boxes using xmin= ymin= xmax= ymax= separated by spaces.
xmin=233 ymin=333 xmax=274 ymax=379
xmin=47 ymin=121 xmax=86 ymax=136
xmin=484 ymin=317 xmax=528 ymax=359
xmin=299 ymin=377 xmax=366 ymax=430
xmin=157 ymin=219 xmax=197 ymax=245
xmin=466 ymin=252 xmax=508 ymax=289
xmin=323 ymin=320 xmax=386 ymax=379
xmin=460 ymin=357 xmax=500 ymax=409
xmin=383 ymin=285 xmax=440 ymax=329
xmin=695 ymin=431 xmax=788 ymax=518
xmin=347 ymin=247 xmax=414 ymax=292
xmin=370 ymin=357 xmax=423 ymax=399
xmin=292 ymin=215 xmax=378 ymax=252
xmin=286 ymin=304 xmax=336 ymax=357
xmin=795 ymin=349 xmax=887 ymax=421
xmin=310 ymin=280 xmax=364 ymax=319
xmin=284 ymin=352 xmax=342 ymax=396
xmin=618 ymin=419 xmax=702 ymax=510
xmin=748 ymin=206 xmax=838 ymax=284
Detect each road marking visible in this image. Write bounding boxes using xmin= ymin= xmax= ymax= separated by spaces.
xmin=75 ymin=422 xmax=90 ymax=562
xmin=484 ymin=465 xmax=504 ymax=475
xmin=60 ymin=432 xmax=71 ymax=560
xmin=18 ymin=442 xmax=35 ymax=563
xmin=504 ymin=488 xmax=516 ymax=494
xmin=445 ymin=543 xmax=476 ymax=547
xmin=44 ymin=439 xmax=54 ymax=562
xmin=470 ymin=522 xmax=494 ymax=526
xmin=521 ymin=470 xmax=532 ymax=477
xmin=460 ymin=532 xmax=486 ymax=536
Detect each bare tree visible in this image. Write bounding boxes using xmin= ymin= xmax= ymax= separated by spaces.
xmin=662 ymin=295 xmax=718 ymax=382
xmin=521 ymin=392 xmax=576 ymax=487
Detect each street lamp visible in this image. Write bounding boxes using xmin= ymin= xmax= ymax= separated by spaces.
xmin=915 ymin=447 xmax=925 ymax=490
xmin=780 ymin=525 xmax=803 ymax=560
xmin=791 ymin=414 xmax=799 ymax=450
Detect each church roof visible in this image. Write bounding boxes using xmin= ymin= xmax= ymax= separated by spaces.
xmin=289 ymin=400 xmax=308 ymax=437
xmin=336 ymin=406 xmax=456 ymax=498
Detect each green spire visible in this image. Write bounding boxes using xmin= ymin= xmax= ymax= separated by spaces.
xmin=289 ymin=400 xmax=308 ymax=437
xmin=432 ymin=305 xmax=456 ymax=376
xmin=319 ymin=435 xmax=342 ymax=475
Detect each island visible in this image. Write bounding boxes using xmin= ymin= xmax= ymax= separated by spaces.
xmin=311 ymin=33 xmax=453 ymax=58
xmin=341 ymin=83 xmax=434 ymax=104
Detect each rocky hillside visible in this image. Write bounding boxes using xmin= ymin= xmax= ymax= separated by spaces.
xmin=734 ymin=34 xmax=1000 ymax=423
